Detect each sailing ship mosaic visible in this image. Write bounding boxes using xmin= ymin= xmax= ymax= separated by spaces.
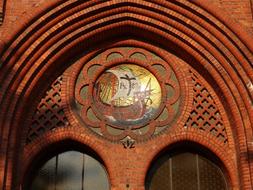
xmin=64 ymin=47 xmax=189 ymax=142
xmin=93 ymin=64 xmax=162 ymax=127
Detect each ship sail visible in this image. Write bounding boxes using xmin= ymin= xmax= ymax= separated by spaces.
xmin=107 ymin=69 xmax=141 ymax=103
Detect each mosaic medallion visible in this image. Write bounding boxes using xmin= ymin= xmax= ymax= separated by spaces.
xmin=93 ymin=64 xmax=162 ymax=127
xmin=64 ymin=46 xmax=189 ymax=142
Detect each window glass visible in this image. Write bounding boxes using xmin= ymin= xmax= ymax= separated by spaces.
xmin=146 ymin=152 xmax=228 ymax=190
xmin=29 ymin=151 xmax=110 ymax=190
xmin=29 ymin=156 xmax=56 ymax=190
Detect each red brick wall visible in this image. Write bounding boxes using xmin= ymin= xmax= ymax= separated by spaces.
xmin=0 ymin=0 xmax=253 ymax=51
xmin=211 ymin=0 xmax=253 ymax=34
xmin=0 ymin=1 xmax=252 ymax=190
xmin=0 ymin=0 xmax=57 ymax=52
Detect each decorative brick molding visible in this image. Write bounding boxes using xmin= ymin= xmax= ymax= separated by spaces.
xmin=0 ymin=0 xmax=4 ymax=25
xmin=27 ymin=76 xmax=69 ymax=143
xmin=184 ymin=70 xmax=228 ymax=144
xmin=0 ymin=1 xmax=252 ymax=190
xmin=0 ymin=12 xmax=2 ymax=25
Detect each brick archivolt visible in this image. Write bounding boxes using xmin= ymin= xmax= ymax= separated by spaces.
xmin=0 ymin=1 xmax=252 ymax=190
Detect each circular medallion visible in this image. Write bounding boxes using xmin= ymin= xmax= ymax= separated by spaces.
xmin=65 ymin=46 xmax=190 ymax=142
xmin=93 ymin=64 xmax=162 ymax=128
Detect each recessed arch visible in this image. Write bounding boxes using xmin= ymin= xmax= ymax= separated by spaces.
xmin=0 ymin=1 xmax=252 ymax=190
xmin=26 ymin=150 xmax=110 ymax=190
xmin=140 ymin=128 xmax=238 ymax=188
xmin=145 ymin=141 xmax=230 ymax=190
xmin=21 ymin=128 xmax=114 ymax=190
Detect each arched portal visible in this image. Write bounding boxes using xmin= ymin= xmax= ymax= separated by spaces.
xmin=146 ymin=143 xmax=229 ymax=190
xmin=22 ymin=139 xmax=111 ymax=190
xmin=25 ymin=151 xmax=109 ymax=190
xmin=0 ymin=1 xmax=252 ymax=190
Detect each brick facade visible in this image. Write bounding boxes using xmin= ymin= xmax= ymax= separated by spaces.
xmin=0 ymin=1 xmax=252 ymax=190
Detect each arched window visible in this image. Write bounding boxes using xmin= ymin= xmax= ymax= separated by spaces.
xmin=146 ymin=151 xmax=228 ymax=190
xmin=26 ymin=151 xmax=110 ymax=190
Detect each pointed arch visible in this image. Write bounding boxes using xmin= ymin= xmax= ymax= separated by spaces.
xmin=0 ymin=1 xmax=252 ymax=189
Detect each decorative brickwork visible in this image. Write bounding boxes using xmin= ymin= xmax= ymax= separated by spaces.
xmin=26 ymin=76 xmax=69 ymax=143
xmin=185 ymin=71 xmax=228 ymax=144
xmin=211 ymin=0 xmax=253 ymax=33
xmin=0 ymin=13 xmax=2 ymax=25
xmin=64 ymin=46 xmax=190 ymax=142
xmin=0 ymin=1 xmax=252 ymax=190
xmin=0 ymin=0 xmax=3 ymax=25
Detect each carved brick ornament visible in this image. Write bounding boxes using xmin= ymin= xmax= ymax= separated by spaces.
xmin=28 ymin=46 xmax=228 ymax=144
xmin=27 ymin=76 xmax=69 ymax=143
